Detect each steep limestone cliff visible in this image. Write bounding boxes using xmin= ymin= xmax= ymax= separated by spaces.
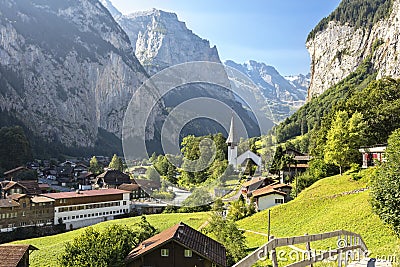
xmin=0 ymin=0 xmax=148 ymax=148
xmin=307 ymin=0 xmax=400 ymax=98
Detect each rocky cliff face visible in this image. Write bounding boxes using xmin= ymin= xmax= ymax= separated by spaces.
xmin=115 ymin=8 xmax=221 ymax=74
xmin=307 ymin=0 xmax=400 ymax=98
xmin=0 ymin=0 xmax=148 ymax=147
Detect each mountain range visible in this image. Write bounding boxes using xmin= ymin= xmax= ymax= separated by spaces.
xmin=0 ymin=0 xmax=309 ymax=158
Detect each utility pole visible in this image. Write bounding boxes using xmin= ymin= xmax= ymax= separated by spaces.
xmin=268 ymin=209 xmax=271 ymax=241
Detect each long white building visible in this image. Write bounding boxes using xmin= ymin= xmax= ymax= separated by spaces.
xmin=42 ymin=189 xmax=130 ymax=229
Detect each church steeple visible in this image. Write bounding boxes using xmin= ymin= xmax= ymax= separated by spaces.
xmin=226 ymin=115 xmax=237 ymax=146
xmin=226 ymin=115 xmax=238 ymax=169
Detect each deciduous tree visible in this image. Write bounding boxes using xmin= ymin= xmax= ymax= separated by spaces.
xmin=371 ymin=129 xmax=400 ymax=236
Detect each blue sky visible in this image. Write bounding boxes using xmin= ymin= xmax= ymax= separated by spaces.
xmin=109 ymin=0 xmax=341 ymax=76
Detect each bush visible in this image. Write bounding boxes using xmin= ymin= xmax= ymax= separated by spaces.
xmin=59 ymin=217 xmax=156 ymax=267
xmin=370 ymin=129 xmax=400 ymax=235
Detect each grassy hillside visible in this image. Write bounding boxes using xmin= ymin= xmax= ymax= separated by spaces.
xmin=237 ymin=170 xmax=400 ymax=266
xmin=10 ymin=169 xmax=400 ymax=267
xmin=12 ymin=212 xmax=210 ymax=267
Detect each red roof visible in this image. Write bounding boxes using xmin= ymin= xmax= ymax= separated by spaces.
xmin=41 ymin=189 xmax=129 ymax=199
xmin=125 ymin=222 xmax=227 ymax=266
xmin=0 ymin=245 xmax=38 ymax=267
xmin=252 ymin=183 xmax=291 ymax=198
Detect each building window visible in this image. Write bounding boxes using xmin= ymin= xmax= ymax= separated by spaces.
xmin=184 ymin=249 xmax=192 ymax=257
xmin=161 ymin=249 xmax=169 ymax=257
xmin=123 ymin=201 xmax=126 ymax=205
xmin=275 ymin=198 xmax=284 ymax=204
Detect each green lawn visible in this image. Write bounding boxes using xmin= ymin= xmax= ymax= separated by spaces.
xmin=12 ymin=212 xmax=210 ymax=267
xmin=237 ymin=170 xmax=400 ymax=266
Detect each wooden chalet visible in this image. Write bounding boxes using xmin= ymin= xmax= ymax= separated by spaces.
xmin=0 ymin=244 xmax=38 ymax=267
xmin=95 ymin=170 xmax=131 ymax=189
xmin=125 ymin=222 xmax=227 ymax=267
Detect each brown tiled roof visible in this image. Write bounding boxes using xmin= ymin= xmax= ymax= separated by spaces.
xmin=125 ymin=222 xmax=227 ymax=266
xmin=252 ymin=183 xmax=291 ymax=198
xmin=18 ymin=180 xmax=41 ymax=195
xmin=118 ymin=183 xmax=140 ymax=191
xmin=0 ymin=199 xmax=19 ymax=208
xmin=7 ymin=194 xmax=27 ymax=200
xmin=3 ymin=166 xmax=28 ymax=176
xmin=41 ymin=188 xmax=129 ymax=200
xmin=0 ymin=244 xmax=38 ymax=267
xmin=134 ymin=179 xmax=161 ymax=190
xmin=38 ymin=183 xmax=50 ymax=189
xmin=97 ymin=170 xmax=131 ymax=185
xmin=3 ymin=181 xmax=41 ymax=195
xmin=2 ymin=181 xmax=17 ymax=191
xmin=242 ymin=177 xmax=266 ymax=187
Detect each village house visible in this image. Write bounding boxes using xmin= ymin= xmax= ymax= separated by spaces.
xmin=251 ymin=183 xmax=292 ymax=211
xmin=0 ymin=194 xmax=54 ymax=232
xmin=359 ymin=145 xmax=386 ymax=168
xmin=3 ymin=166 xmax=30 ymax=181
xmin=1 ymin=180 xmax=41 ymax=198
xmin=95 ymin=170 xmax=132 ymax=189
xmin=118 ymin=183 xmax=149 ymax=200
xmin=125 ymin=222 xmax=227 ymax=267
xmin=282 ymin=149 xmax=312 ymax=180
xmin=134 ymin=178 xmax=161 ymax=192
xmin=132 ymin=166 xmax=147 ymax=176
xmin=241 ymin=177 xmax=275 ymax=197
xmin=0 ymin=244 xmax=38 ymax=267
xmin=76 ymin=172 xmax=96 ymax=190
xmin=41 ymin=189 xmax=130 ymax=230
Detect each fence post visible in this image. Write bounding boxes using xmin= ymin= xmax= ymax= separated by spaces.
xmin=305 ymin=233 xmax=313 ymax=267
xmin=338 ymin=235 xmax=342 ymax=267
xmin=270 ymin=236 xmax=278 ymax=267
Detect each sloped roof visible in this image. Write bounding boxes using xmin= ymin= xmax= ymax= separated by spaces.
xmin=0 ymin=199 xmax=20 ymax=208
xmin=118 ymin=183 xmax=140 ymax=191
xmin=42 ymin=189 xmax=129 ymax=200
xmin=7 ymin=194 xmax=27 ymax=200
xmin=125 ymin=222 xmax=227 ymax=266
xmin=0 ymin=244 xmax=38 ymax=267
xmin=18 ymin=180 xmax=42 ymax=195
xmin=31 ymin=196 xmax=55 ymax=203
xmin=252 ymin=183 xmax=291 ymax=198
xmin=97 ymin=170 xmax=131 ymax=185
xmin=237 ymin=150 xmax=262 ymax=166
xmin=2 ymin=180 xmax=41 ymax=195
xmin=3 ymin=166 xmax=28 ymax=176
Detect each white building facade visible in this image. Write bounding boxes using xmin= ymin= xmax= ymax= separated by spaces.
xmin=42 ymin=189 xmax=130 ymax=229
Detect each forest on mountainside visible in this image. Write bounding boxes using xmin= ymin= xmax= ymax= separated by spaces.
xmin=308 ymin=0 xmax=393 ymax=40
